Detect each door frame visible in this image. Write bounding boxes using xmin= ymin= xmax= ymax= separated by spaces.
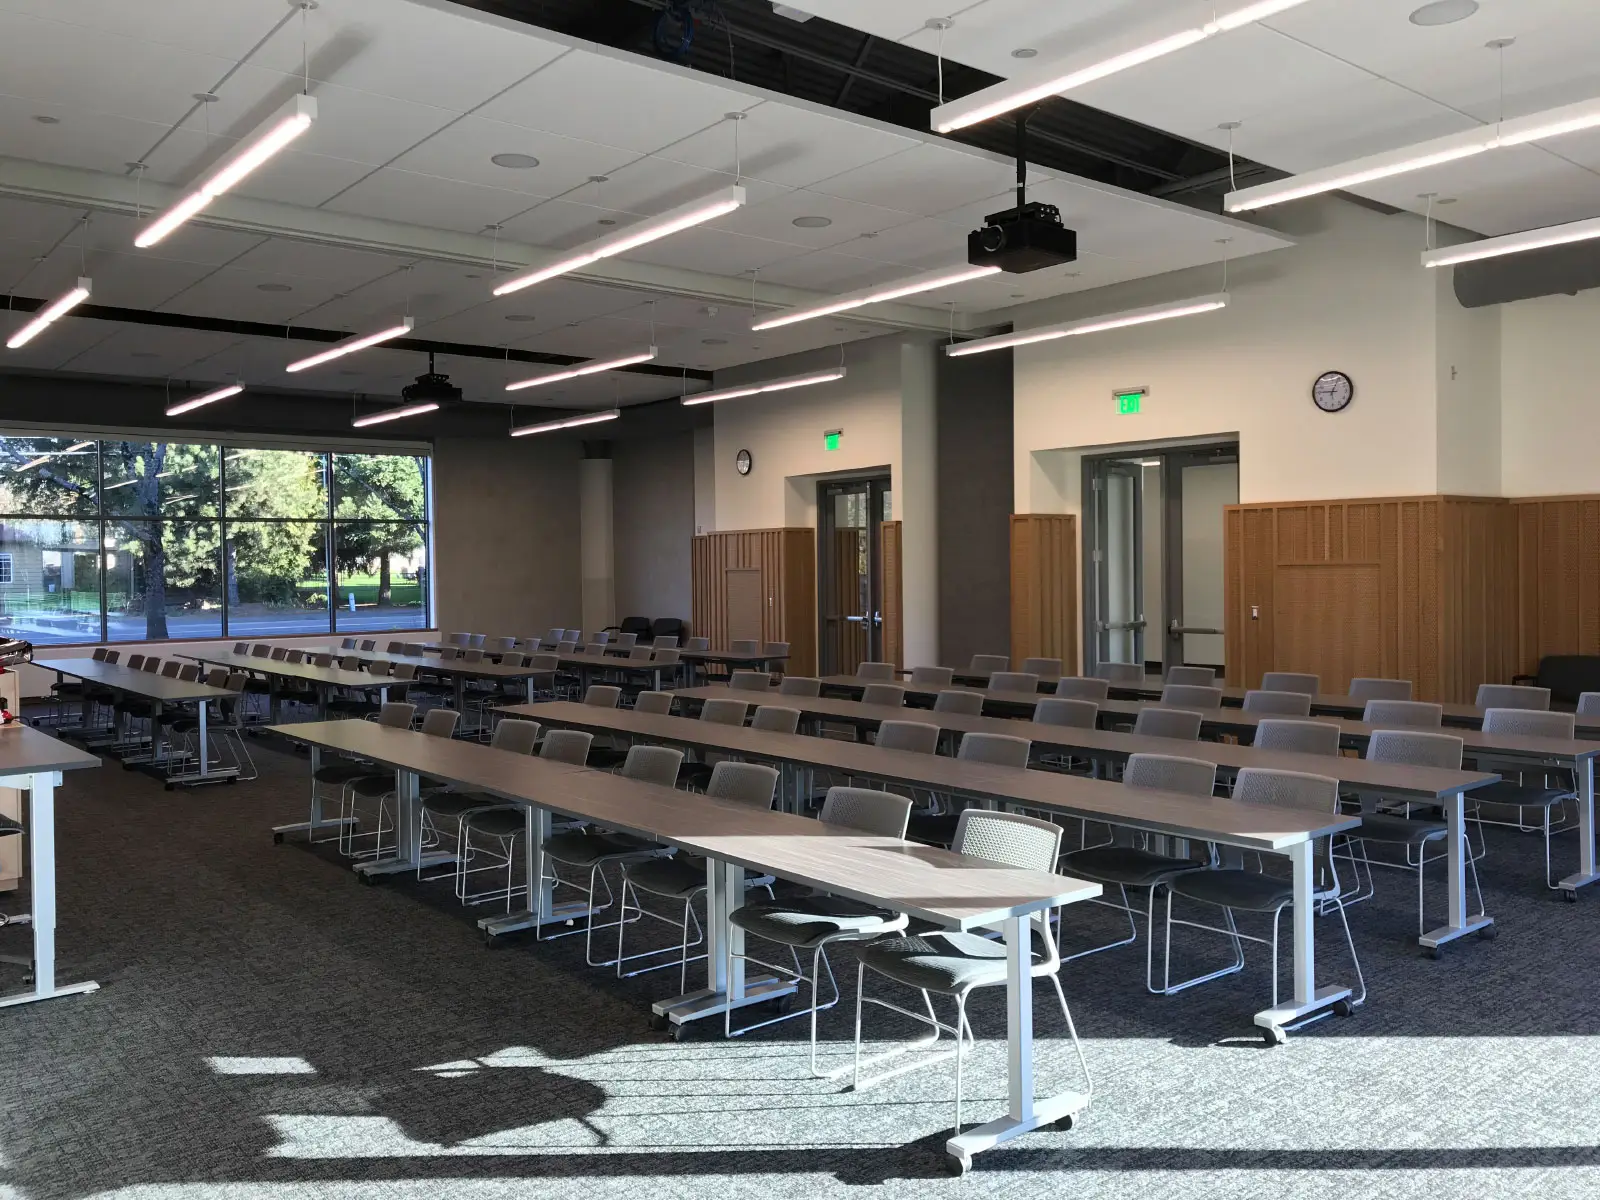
xmin=816 ymin=474 xmax=891 ymax=674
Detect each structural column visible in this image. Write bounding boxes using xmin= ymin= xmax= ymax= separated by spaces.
xmin=579 ymin=442 xmax=616 ymax=636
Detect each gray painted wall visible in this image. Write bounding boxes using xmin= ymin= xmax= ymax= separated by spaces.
xmin=612 ymin=430 xmax=695 ymax=627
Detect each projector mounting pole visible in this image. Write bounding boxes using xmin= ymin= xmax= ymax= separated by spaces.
xmin=1015 ymin=108 xmax=1037 ymax=210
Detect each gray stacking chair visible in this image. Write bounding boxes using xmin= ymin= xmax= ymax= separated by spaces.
xmin=1261 ymin=672 xmax=1319 ymax=696
xmin=342 ymin=709 xmax=458 ymax=861
xmin=309 ymin=701 xmax=416 ymax=850
xmin=904 ymin=732 xmax=1032 ymax=848
xmin=1134 ymin=707 xmax=1203 ymax=740
xmin=1034 ymin=697 xmax=1098 ymax=729
xmin=686 ymin=636 xmax=711 ymax=652
xmin=751 ymin=705 xmax=801 ymax=735
xmin=677 ymin=698 xmax=750 ymax=790
xmin=421 ymin=719 xmax=540 ymax=895
xmin=619 ymin=744 xmax=685 ymax=788
xmin=1243 ymin=689 xmax=1313 ymax=717
xmin=1097 ymin=662 xmax=1144 ymax=685
xmin=632 ymin=690 xmax=674 ymax=716
xmin=990 ymin=671 xmax=1040 ymax=694
xmin=763 ymin=640 xmax=789 ymax=658
xmin=778 ymin=676 xmax=822 ymax=697
xmin=1349 ymin=677 xmax=1413 ymax=702
xmin=874 ymin=720 xmax=941 ymax=756
xmin=1253 ymin=719 xmax=1341 ymax=756
xmin=856 ymin=661 xmax=896 ymax=682
xmin=910 ymin=665 xmax=955 ymax=688
xmin=613 ymin=631 xmax=638 ymax=649
xmin=1021 ymin=657 xmax=1063 ymax=681
xmin=730 ymin=639 xmax=760 ymax=655
xmin=851 ymin=809 xmax=1090 ymax=1144
xmin=1475 ymin=684 xmax=1550 ymax=711
xmin=582 ymin=684 xmax=628 ymax=769
xmin=932 ymin=690 xmax=984 ymax=715
xmin=447 ymin=632 xmax=470 ymax=647
xmin=1166 ymin=665 xmax=1215 ymax=686
xmin=1160 ymin=684 xmax=1223 ymax=711
xmin=969 ymin=654 xmax=1009 ymax=674
xmin=1159 ymin=768 xmax=1364 ymax=1038
xmin=1578 ymin=692 xmax=1600 ymax=717
xmin=1362 ymin=699 xmax=1443 ymax=728
xmin=1056 ymin=676 xmax=1111 ymax=702
xmin=1470 ymin=708 xmax=1578 ymax=887
xmin=654 ymin=636 xmax=679 ymax=650
xmin=729 ymin=670 xmax=772 ymax=693
xmin=726 ymin=786 xmax=913 ymax=1073
xmin=860 ymin=683 xmax=905 ymax=707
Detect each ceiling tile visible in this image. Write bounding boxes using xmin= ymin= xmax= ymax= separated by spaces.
xmin=386 ymin=117 xmax=638 ymax=202
xmin=320 ymin=168 xmax=532 ymax=234
xmin=757 ymin=250 xmax=910 ymax=292
xmin=660 ymin=100 xmax=921 ymax=188
xmin=807 ymin=142 xmax=1041 ymax=217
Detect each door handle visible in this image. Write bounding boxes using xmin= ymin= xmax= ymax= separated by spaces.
xmin=1169 ymin=619 xmax=1224 ymax=636
xmin=1097 ymin=620 xmax=1147 ymax=632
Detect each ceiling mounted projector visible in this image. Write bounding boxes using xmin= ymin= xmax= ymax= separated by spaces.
xmin=401 ymin=355 xmax=463 ymax=407
xmin=968 ymin=201 xmax=1078 ymax=273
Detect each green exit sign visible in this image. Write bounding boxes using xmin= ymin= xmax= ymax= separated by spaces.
xmin=1115 ymin=387 xmax=1146 ymax=415
xmin=824 ymin=429 xmax=843 ymax=451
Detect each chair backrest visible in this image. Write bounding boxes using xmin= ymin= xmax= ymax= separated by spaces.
xmin=461 ymin=649 xmax=485 ymax=663
xmin=356 ymin=639 xmax=375 ymax=652
xmin=759 ymin=641 xmax=788 ymax=658
xmin=953 ymin=809 xmax=1062 ymax=873
xmin=990 ymin=671 xmax=1040 ymax=694
xmin=102 ymin=650 xmax=120 ymax=664
xmin=225 ymin=671 xmax=247 ymax=692
xmin=700 ymin=698 xmax=749 ymax=726
xmin=910 ymin=665 xmax=955 ymax=687
xmin=706 ymin=761 xmax=779 ymax=808
xmin=177 ymin=664 xmax=200 ymax=682
xmin=447 ymin=632 xmax=470 ymax=647
xmin=969 ymin=654 xmax=1009 ymax=674
xmin=628 ymin=645 xmax=654 ymax=662
xmin=1253 ymin=718 xmax=1341 ymax=756
xmin=403 ymin=644 xmax=424 ymax=656
xmin=957 ymin=731 xmax=1031 ymax=768
xmin=584 ymin=685 xmax=622 ymax=709
xmin=286 ymin=649 xmax=306 ymax=664
xmin=339 ymin=656 xmax=360 ymax=671
xmin=531 ymin=653 xmax=560 ymax=672
xmin=489 ymin=718 xmax=541 ymax=754
xmin=1124 ymin=752 xmax=1216 ymax=796
xmin=1482 ymin=707 xmax=1575 ymax=739
xmin=653 ymin=635 xmax=679 ymax=650
xmin=251 ymin=645 xmax=271 ymax=658
xmin=1160 ymin=683 xmax=1223 ymax=711
xmin=820 ymin=786 xmax=912 ymax=838
xmin=270 ymin=647 xmax=288 ymax=661
xmin=391 ymin=663 xmax=418 ymax=682
xmin=686 ymin=636 xmax=710 ymax=651
xmin=1243 ymin=689 xmax=1312 ymax=717
xmin=622 ymin=745 xmax=685 ymax=787
xmin=160 ymin=661 xmax=181 ymax=678
xmin=875 ymin=719 xmax=940 ymax=755
xmin=1020 ymin=657 xmax=1063 ymax=680
xmin=1262 ymin=672 xmax=1319 ymax=696
xmin=312 ymin=653 xmax=333 ymax=668
xmin=1476 ymin=683 xmax=1550 ymax=711
xmin=1579 ymin=692 xmax=1600 ymax=717
xmin=499 ymin=652 xmax=526 ymax=668
xmin=204 ymin=667 xmax=228 ymax=687
xmin=1033 ymin=697 xmax=1098 ymax=729
xmin=466 ymin=634 xmax=486 ymax=649
xmin=1233 ymin=767 xmax=1339 ymax=812
xmin=1054 ymin=676 xmax=1110 ymax=702
xmin=386 ymin=641 xmax=405 ymax=654
xmin=545 ymin=628 xmax=565 ymax=645
xmin=1366 ymin=728 xmax=1463 ymax=769
xmin=751 ymin=705 xmax=801 ymax=735
xmin=932 ymin=689 xmax=984 ymax=715
xmin=92 ymin=647 xmax=109 ymax=661
xmin=539 ymin=728 xmax=593 ymax=764
xmin=231 ymin=643 xmax=248 ymax=655
xmin=1363 ymin=699 xmax=1443 ymax=728
xmin=1096 ymin=661 xmax=1143 ymax=684
xmin=556 ymin=639 xmax=579 ymax=655
xmin=490 ymin=637 xmax=516 ymax=652
xmin=1166 ymin=665 xmax=1215 ymax=686
xmin=419 ymin=708 xmax=459 ymax=738
xmin=730 ymin=639 xmax=760 ymax=654
xmin=1348 ymin=677 xmax=1413 ymax=702
xmin=1133 ymin=707 xmax=1203 ymax=740
xmin=127 ymin=654 xmax=145 ymax=670
xmin=591 ymin=631 xmax=611 ymax=645
xmin=860 ymin=683 xmax=905 ymax=707
xmin=341 ymin=638 xmax=357 ymax=650
xmin=142 ymin=657 xmax=160 ymax=673
xmin=440 ymin=646 xmax=461 ymax=660
xmin=778 ymin=675 xmax=821 ymax=696
xmin=369 ymin=660 xmax=394 ymax=679
xmin=653 ymin=648 xmax=681 ymax=666
xmin=855 ymin=661 xmax=896 ymax=682
xmin=729 ymin=670 xmax=771 ymax=692
xmin=633 ymin=690 xmax=674 ymax=716
xmin=376 ymin=702 xmax=417 ymax=728
xmin=614 ymin=631 xmax=638 ymax=648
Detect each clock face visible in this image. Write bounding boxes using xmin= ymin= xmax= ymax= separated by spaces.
xmin=735 ymin=448 xmax=753 ymax=476
xmin=1312 ymin=370 xmax=1354 ymax=413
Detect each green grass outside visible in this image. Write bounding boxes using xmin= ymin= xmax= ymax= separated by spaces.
xmin=298 ymin=575 xmax=421 ymax=608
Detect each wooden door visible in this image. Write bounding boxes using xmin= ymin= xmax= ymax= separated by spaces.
xmin=725 ymin=568 xmax=764 ymax=643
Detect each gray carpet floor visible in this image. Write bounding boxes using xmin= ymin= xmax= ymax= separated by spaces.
xmin=3 ymin=721 xmax=1600 ymax=1200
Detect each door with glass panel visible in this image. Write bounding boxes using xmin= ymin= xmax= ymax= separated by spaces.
xmin=1086 ymin=459 xmax=1147 ymax=674
xmin=818 ymin=477 xmax=889 ymax=676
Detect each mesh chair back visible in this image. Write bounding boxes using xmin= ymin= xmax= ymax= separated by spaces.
xmin=341 ymin=638 xmax=357 ymax=650
xmin=225 ymin=672 xmax=247 ymax=692
xmin=491 ymin=637 xmax=516 ymax=652
xmin=1476 ymin=684 xmax=1550 ymax=711
xmin=160 ymin=661 xmax=181 ymax=678
xmin=1167 ymin=665 xmax=1215 ymax=686
xmin=654 ymin=635 xmax=679 ymax=650
xmin=584 ymin=685 xmax=622 ymax=709
xmin=592 ymin=631 xmax=611 ymax=646
xmin=385 ymin=661 xmax=413 ymax=681
xmin=251 ymin=645 xmax=271 ymax=658
xmin=1243 ymin=689 xmax=1312 ymax=716
xmin=269 ymin=647 xmax=288 ymax=661
xmin=1579 ymin=692 xmax=1600 ymax=717
xmin=763 ymin=641 xmax=790 ymax=656
xmin=545 ymin=628 xmax=565 ymax=645
xmin=875 ymin=720 xmax=940 ymax=755
xmin=100 ymin=650 xmax=120 ymax=663
xmin=700 ymin=698 xmax=749 ymax=726
xmin=532 ymin=653 xmax=560 ymax=671
xmin=461 ymin=649 xmax=485 ymax=664
xmin=500 ymin=652 xmax=526 ymax=668
xmin=1021 ymin=657 xmax=1063 ymax=680
xmin=1363 ymin=699 xmax=1443 ymax=728
xmin=730 ymin=639 xmax=760 ymax=654
xmin=358 ymin=640 xmax=376 ymax=652
xmin=1262 ymin=672 xmax=1319 ymax=695
xmin=855 ymin=661 xmax=896 ymax=681
xmin=403 ymin=644 xmax=423 ymax=656
xmin=556 ymin=640 xmax=579 ymax=655
xmin=1097 ymin=662 xmax=1143 ymax=684
xmin=231 ymin=643 xmax=248 ymax=655
xmin=969 ymin=654 xmax=1009 ymax=673
xmin=177 ymin=665 xmax=200 ymax=682
xmin=376 ymin=702 xmax=416 ymax=728
xmin=142 ymin=657 xmax=160 ymax=673
xmin=1161 ymin=684 xmax=1223 ymax=710
xmin=687 ymin=636 xmax=711 ymax=651
xmin=633 ymin=690 xmax=674 ymax=716
xmin=706 ymin=761 xmax=779 ymax=808
xmin=1125 ymin=752 xmax=1216 ymax=796
xmin=933 ymin=689 xmax=983 ymax=715
xmin=1482 ymin=707 xmax=1575 ymax=738
xmin=860 ymin=683 xmax=905 ymax=707
xmin=954 ymin=809 xmax=1062 ymax=872
xmin=312 ymin=654 xmax=333 ymax=667
xmin=439 ymin=647 xmax=460 ymax=661
xmin=447 ymin=633 xmax=470 ymax=647
xmin=540 ymin=729 xmax=593 ymax=764
xmin=1367 ymin=729 xmax=1463 ymax=769
xmin=1254 ymin=718 xmax=1340 ymax=756
xmin=653 ymin=648 xmax=681 ymax=666
xmin=1133 ymin=707 xmax=1203 ymax=740
xmin=204 ymin=668 xmax=228 ymax=687
xmin=910 ymin=665 xmax=955 ymax=687
xmin=127 ymin=654 xmax=145 ymax=670
xmin=1233 ymin=767 xmax=1339 ymax=812
xmin=730 ymin=670 xmax=771 ymax=692
xmin=1055 ymin=676 xmax=1111 ymax=702
xmin=386 ymin=641 xmax=405 ymax=654
xmin=778 ymin=676 xmax=821 ymax=697
xmin=1349 ymin=677 xmax=1413 ymax=702
xmin=622 ymin=745 xmax=685 ymax=786
xmin=369 ymin=661 xmax=394 ymax=679
xmin=820 ymin=787 xmax=911 ymax=838
xmin=92 ymin=647 xmax=109 ymax=661
xmin=467 ymin=635 xmax=486 ymax=649
xmin=751 ymin=705 xmax=801 ymax=734
xmin=990 ymin=672 xmax=1040 ymax=694
xmin=614 ymin=632 xmax=638 ymax=648
xmin=958 ymin=731 xmax=1031 ymax=768
xmin=490 ymin=719 xmax=541 ymax=755
xmin=420 ymin=709 xmax=459 ymax=738
xmin=1034 ymin=697 xmax=1098 ymax=728
xmin=628 ymin=645 xmax=654 ymax=662
xmin=286 ymin=649 xmax=306 ymax=664
xmin=340 ymin=656 xmax=360 ymax=671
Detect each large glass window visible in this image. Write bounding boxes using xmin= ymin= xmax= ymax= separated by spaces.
xmin=0 ymin=434 xmax=429 ymax=643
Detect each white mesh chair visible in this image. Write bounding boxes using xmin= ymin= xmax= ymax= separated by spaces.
xmin=342 ymin=709 xmax=459 ymax=861
xmin=751 ymin=705 xmax=801 ymax=735
xmin=654 ymin=636 xmax=679 ymax=650
xmin=1362 ymin=699 xmax=1443 ymax=729
xmin=730 ymin=639 xmax=760 ymax=655
xmin=725 ymin=787 xmax=912 ymax=1072
xmin=619 ymin=744 xmax=685 ymax=787
xmin=686 ymin=636 xmax=711 ymax=652
xmin=763 ymin=640 xmax=789 ymax=658
xmin=1469 ymin=708 xmax=1578 ymax=887
xmin=1056 ymin=677 xmax=1111 ymax=702
xmin=423 ymin=718 xmax=540 ymax=899
xmin=1097 ymin=662 xmax=1144 ymax=685
xmin=851 ymin=809 xmax=1091 ymax=1143
xmin=678 ymin=698 xmax=751 ymax=790
xmin=968 ymin=654 xmax=1009 ymax=674
xmin=1261 ymin=672 xmax=1319 ymax=696
xmin=1161 ymin=684 xmax=1223 ymax=711
xmin=932 ymin=690 xmax=983 ymax=715
xmin=1159 ymin=768 xmax=1364 ymax=1038
xmin=1350 ymin=678 xmax=1413 ymax=702
xmin=875 ymin=720 xmax=941 ymax=755
xmin=1034 ymin=697 xmax=1098 ymax=728
xmin=1243 ymin=690 xmax=1313 ymax=717
xmin=779 ymin=676 xmax=822 ymax=697
xmin=583 ymin=685 xmax=629 ymax=769
xmin=730 ymin=670 xmax=772 ymax=693
xmin=1475 ymin=684 xmax=1550 ymax=711
xmin=1254 ymin=719 xmax=1341 ymax=756
xmin=309 ymin=701 xmax=415 ymax=852
xmin=860 ymin=684 xmax=905 ymax=707
xmin=1021 ymin=657 xmax=1063 ymax=681
xmin=632 ymin=690 xmax=674 ymax=716
xmin=856 ymin=662 xmax=896 ymax=682
xmin=613 ymin=631 xmax=638 ymax=649
xmin=1578 ymin=692 xmax=1600 ymax=717
xmin=1166 ymin=666 xmax=1215 ymax=686
xmin=447 ymin=632 xmax=470 ymax=647
xmin=1134 ymin=708 xmax=1203 ymax=740
xmin=990 ymin=672 xmax=1040 ymax=694
xmin=910 ymin=666 xmax=955 ymax=688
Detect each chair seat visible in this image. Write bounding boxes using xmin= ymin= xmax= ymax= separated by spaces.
xmin=0 ymin=813 xmax=22 ymax=836
xmin=1058 ymin=845 xmax=1204 ymax=888
xmin=1169 ymin=868 xmax=1294 ymax=911
xmin=858 ymin=930 xmax=1046 ymax=995
xmin=626 ymin=855 xmax=707 ymax=898
xmin=465 ymin=806 xmax=526 ymax=839
xmin=348 ymin=774 xmax=397 ymax=797
xmin=676 ymin=762 xmax=715 ymax=789
xmin=540 ymin=830 xmax=661 ymax=866
xmin=1356 ymin=813 xmax=1447 ymax=844
xmin=587 ymin=747 xmax=630 ymax=770
xmin=314 ymin=760 xmax=378 ymax=784
xmin=905 ymin=812 xmax=960 ymax=847
xmin=1472 ymin=780 xmax=1573 ymax=809
xmin=730 ymin=895 xmax=902 ymax=948
xmin=422 ymin=790 xmax=496 ymax=818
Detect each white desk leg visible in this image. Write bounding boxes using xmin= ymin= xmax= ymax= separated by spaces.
xmin=1253 ymin=839 xmax=1349 ymax=1040
xmin=197 ymin=701 xmax=209 ymax=777
xmin=480 ymin=804 xmax=591 ymax=938
xmin=272 ymin=744 xmax=356 ymax=842
xmin=1560 ymin=756 xmax=1599 ymax=897
xmin=946 ymin=914 xmax=1086 ymax=1171
xmin=355 ymin=768 xmax=455 ymax=877
xmin=0 ymin=772 xmax=98 ymax=1008
xmin=1420 ymin=789 xmax=1494 ymax=952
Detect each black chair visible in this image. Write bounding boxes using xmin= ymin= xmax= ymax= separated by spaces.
xmin=607 ymin=616 xmax=654 ymax=644
xmin=649 ymin=617 xmax=685 ymax=645
xmin=1513 ymin=656 xmax=1600 ymax=711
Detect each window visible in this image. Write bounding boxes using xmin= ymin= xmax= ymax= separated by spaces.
xmin=0 ymin=434 xmax=429 ymax=644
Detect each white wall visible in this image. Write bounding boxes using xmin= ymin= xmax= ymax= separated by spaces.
xmin=613 ymin=432 xmax=695 ymax=625
xmin=1179 ymin=462 xmax=1236 ymax=667
xmin=1500 ymin=289 xmax=1600 ymax=497
xmin=1435 ymin=269 xmax=1503 ymax=496
xmin=898 ymin=340 xmax=939 ymax=667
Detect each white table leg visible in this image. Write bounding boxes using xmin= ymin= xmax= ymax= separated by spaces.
xmin=355 ymin=768 xmax=455 ymax=877
xmin=479 ymin=803 xmax=588 ymax=938
xmin=1560 ymin=755 xmax=1599 ymax=896
xmin=273 ymin=745 xmax=356 ymax=841
xmin=0 ymin=772 xmax=98 ymax=1008
xmin=1253 ymin=839 xmax=1349 ymax=1039
xmin=1421 ymin=789 xmax=1494 ymax=950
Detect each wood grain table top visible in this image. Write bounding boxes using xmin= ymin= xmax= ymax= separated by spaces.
xmin=0 ymin=721 xmax=100 ymax=775
xmin=182 ymin=650 xmax=383 ymax=689
xmin=36 ymin=658 xmax=237 ymax=702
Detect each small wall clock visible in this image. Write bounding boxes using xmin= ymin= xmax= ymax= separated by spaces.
xmin=1312 ymin=370 xmax=1354 ymax=413
xmin=735 ymin=448 xmax=753 ymax=476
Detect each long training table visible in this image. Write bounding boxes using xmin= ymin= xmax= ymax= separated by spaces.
xmin=333 ymin=648 xmax=545 ymax=711
xmin=501 ymin=700 xmax=1363 ymax=1038
xmin=181 ymin=649 xmax=392 ymax=721
xmin=267 ymin=718 xmax=1100 ymax=1169
xmin=0 ymin=722 xmax=101 ymax=1009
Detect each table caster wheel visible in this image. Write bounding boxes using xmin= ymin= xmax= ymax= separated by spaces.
xmin=164 ymin=783 xmax=176 ymax=792
xmin=671 ymin=1021 xmax=692 ymax=1042
xmin=272 ymin=832 xmax=284 ymax=845
xmin=945 ymin=1152 xmax=970 ymax=1177
xmin=1478 ymin=925 xmax=1498 ymax=940
xmin=1424 ymin=945 xmax=1442 ymax=960
xmin=1333 ymin=998 xmax=1353 ymax=1017
xmin=358 ymin=873 xmax=374 ymax=887
xmin=1261 ymin=1025 xmax=1286 ymax=1047
xmin=647 ymin=1013 xmax=669 ymax=1032
xmin=1563 ymin=889 xmax=1579 ymax=903
xmin=1052 ymin=1113 xmax=1076 ymax=1132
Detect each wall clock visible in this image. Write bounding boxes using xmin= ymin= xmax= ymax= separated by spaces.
xmin=735 ymin=448 xmax=753 ymax=476
xmin=1312 ymin=370 xmax=1354 ymax=413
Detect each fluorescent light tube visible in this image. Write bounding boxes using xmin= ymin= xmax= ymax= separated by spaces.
xmin=1422 ymin=214 xmax=1600 ymax=268
xmin=945 ymin=294 xmax=1229 ymax=357
xmin=505 ymin=348 xmax=657 ymax=392
xmin=494 ymin=185 xmax=746 ymax=297
xmin=752 ymin=264 xmax=1002 ymax=331
xmin=166 ymin=383 xmax=243 ymax=416
xmin=510 ymin=408 xmax=622 ymax=437
xmin=351 ymin=400 xmax=440 ymax=428
xmin=7 ymin=278 xmax=91 ymax=349
xmin=285 ymin=318 xmax=413 ymax=373
xmin=930 ymin=0 xmax=1312 ymax=133
xmin=135 ymin=94 xmax=316 ymax=248
xmin=681 ymin=367 xmax=846 ymax=407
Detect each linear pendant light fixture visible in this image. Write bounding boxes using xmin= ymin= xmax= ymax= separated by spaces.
xmin=7 ymin=278 xmax=91 ymax=349
xmin=930 ymin=0 xmax=1313 ymax=133
xmin=1422 ymin=214 xmax=1600 ymax=268
xmin=135 ymin=94 xmax=317 ymax=248
xmin=13 ymin=441 xmax=94 ymax=473
xmin=510 ymin=408 xmax=622 ymax=437
xmin=1226 ymin=96 xmax=1600 ymax=213
xmin=166 ymin=383 xmax=243 ymax=416
xmin=751 ymin=264 xmax=1002 ymax=331
xmin=505 ymin=348 xmax=657 ymax=392
xmin=493 ymin=185 xmax=746 ymax=297
xmin=351 ymin=400 xmax=440 ymax=428
xmin=681 ymin=367 xmax=846 ymax=406
xmin=945 ymin=293 xmax=1230 ymax=357
xmin=285 ymin=317 xmax=414 ymax=373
